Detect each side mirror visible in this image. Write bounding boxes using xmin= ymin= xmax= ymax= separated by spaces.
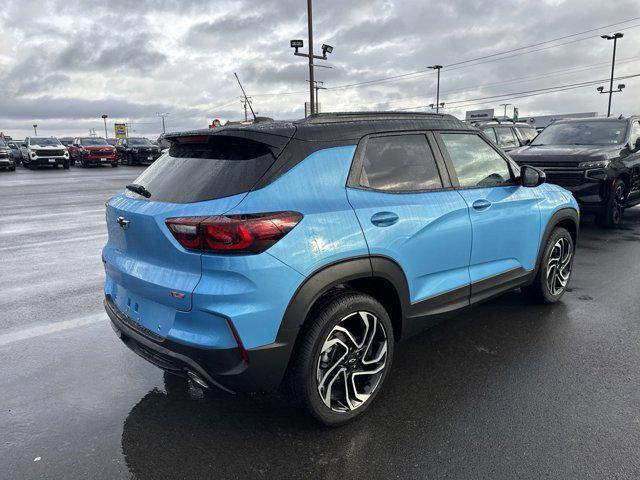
xmin=521 ymin=165 xmax=546 ymax=187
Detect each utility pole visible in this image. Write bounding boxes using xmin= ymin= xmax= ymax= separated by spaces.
xmin=500 ymin=103 xmax=512 ymax=119
xmin=239 ymin=96 xmax=253 ymax=122
xmin=309 ymin=81 xmax=326 ymax=113
xmin=101 ymin=114 xmax=108 ymax=139
xmin=32 ymin=124 xmax=38 ymax=135
xmin=290 ymin=2 xmax=333 ymax=117
xmin=156 ymin=112 xmax=169 ymax=134
xmin=234 ymin=73 xmax=257 ymax=122
xmin=428 ymin=65 xmax=443 ymax=113
xmin=601 ymin=33 xmax=624 ymax=117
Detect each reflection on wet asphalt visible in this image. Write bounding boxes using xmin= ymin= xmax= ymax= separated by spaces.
xmin=2 ymin=166 xmax=640 ymax=479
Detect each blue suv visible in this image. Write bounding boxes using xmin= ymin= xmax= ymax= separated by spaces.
xmin=103 ymin=112 xmax=579 ymax=425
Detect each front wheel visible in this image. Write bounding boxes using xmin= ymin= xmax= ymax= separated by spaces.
xmin=63 ymin=161 xmax=70 ymax=170
xmin=522 ymin=227 xmax=574 ymax=303
xmin=285 ymin=291 xmax=394 ymax=426
xmin=596 ymin=178 xmax=626 ymax=229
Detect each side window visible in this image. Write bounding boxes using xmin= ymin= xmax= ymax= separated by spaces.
xmin=360 ymin=134 xmax=443 ymax=192
xmin=481 ymin=127 xmax=497 ymax=143
xmin=495 ymin=127 xmax=518 ymax=148
xmin=440 ymin=133 xmax=513 ymax=188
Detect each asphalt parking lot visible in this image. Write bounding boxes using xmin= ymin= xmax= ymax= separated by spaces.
xmin=2 ymin=165 xmax=640 ymax=479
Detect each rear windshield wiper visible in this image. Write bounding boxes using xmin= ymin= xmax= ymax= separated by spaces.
xmin=126 ymin=183 xmax=151 ymax=198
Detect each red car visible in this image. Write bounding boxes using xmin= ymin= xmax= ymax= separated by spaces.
xmin=68 ymin=137 xmax=118 ymax=167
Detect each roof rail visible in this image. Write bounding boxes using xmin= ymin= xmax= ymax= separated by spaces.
xmin=299 ymin=111 xmax=447 ymax=124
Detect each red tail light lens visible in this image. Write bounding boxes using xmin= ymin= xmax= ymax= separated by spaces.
xmin=165 ymin=211 xmax=303 ymax=254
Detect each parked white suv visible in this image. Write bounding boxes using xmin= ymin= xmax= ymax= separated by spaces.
xmin=21 ymin=137 xmax=70 ymax=169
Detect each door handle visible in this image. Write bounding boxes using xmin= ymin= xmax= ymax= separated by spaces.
xmin=472 ymin=199 xmax=492 ymax=211
xmin=370 ymin=211 xmax=399 ymax=227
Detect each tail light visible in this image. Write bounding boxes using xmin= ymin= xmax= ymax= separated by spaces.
xmin=165 ymin=211 xmax=303 ymax=254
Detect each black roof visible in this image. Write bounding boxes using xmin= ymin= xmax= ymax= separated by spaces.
xmin=165 ymin=111 xmax=473 ymax=145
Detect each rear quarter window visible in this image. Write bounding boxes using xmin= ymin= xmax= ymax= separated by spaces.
xmin=128 ymin=136 xmax=277 ymax=203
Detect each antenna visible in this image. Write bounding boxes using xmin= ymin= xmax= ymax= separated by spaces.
xmin=234 ymin=72 xmax=257 ymax=122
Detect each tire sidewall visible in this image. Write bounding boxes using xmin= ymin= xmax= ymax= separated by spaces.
xmin=302 ymin=294 xmax=394 ymax=426
xmin=538 ymin=227 xmax=574 ymax=302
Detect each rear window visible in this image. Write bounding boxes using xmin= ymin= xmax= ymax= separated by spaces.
xmin=128 ymin=136 xmax=277 ymax=203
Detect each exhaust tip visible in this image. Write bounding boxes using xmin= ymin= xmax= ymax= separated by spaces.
xmin=186 ymin=370 xmax=209 ymax=389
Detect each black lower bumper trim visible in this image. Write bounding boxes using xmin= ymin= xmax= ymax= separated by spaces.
xmin=104 ymin=295 xmax=296 ymax=393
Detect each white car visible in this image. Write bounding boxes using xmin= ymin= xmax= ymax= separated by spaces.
xmin=21 ymin=137 xmax=70 ymax=169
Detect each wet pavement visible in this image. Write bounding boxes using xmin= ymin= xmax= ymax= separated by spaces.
xmin=1 ymin=165 xmax=640 ymax=479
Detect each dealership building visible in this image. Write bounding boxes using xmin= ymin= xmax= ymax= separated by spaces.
xmin=464 ymin=108 xmax=598 ymax=128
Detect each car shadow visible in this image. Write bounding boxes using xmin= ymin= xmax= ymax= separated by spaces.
xmin=120 ymin=292 xmax=570 ymax=479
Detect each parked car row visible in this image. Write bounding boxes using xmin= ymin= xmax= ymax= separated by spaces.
xmin=0 ymin=136 xmax=163 ymax=170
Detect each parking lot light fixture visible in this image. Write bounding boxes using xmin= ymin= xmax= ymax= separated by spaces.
xmin=101 ymin=114 xmax=108 ymax=139
xmin=428 ymin=65 xmax=443 ymax=113
xmin=33 ymin=124 xmax=38 ymax=135
xmin=601 ymin=32 xmax=624 ymax=117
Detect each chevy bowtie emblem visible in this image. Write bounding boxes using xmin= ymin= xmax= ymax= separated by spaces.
xmin=117 ymin=216 xmax=130 ymax=229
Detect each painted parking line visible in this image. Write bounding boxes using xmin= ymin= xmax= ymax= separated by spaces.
xmin=0 ymin=312 xmax=106 ymax=347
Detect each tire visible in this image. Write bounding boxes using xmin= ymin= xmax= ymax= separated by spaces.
xmin=285 ymin=291 xmax=394 ymax=426
xmin=127 ymin=153 xmax=135 ymax=166
xmin=81 ymin=158 xmax=87 ymax=168
xmin=63 ymin=161 xmax=70 ymax=170
xmin=522 ymin=227 xmax=574 ymax=303
xmin=596 ymin=178 xmax=626 ymax=229
xmin=111 ymin=162 xmax=118 ymax=168
xmin=10 ymin=165 xmax=16 ymax=171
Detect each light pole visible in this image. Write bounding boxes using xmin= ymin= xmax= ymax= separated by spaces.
xmin=33 ymin=124 xmax=38 ymax=135
xmin=429 ymin=102 xmax=445 ymax=111
xmin=600 ymin=33 xmax=624 ymax=117
xmin=499 ymin=103 xmax=512 ymax=119
xmin=290 ymin=0 xmax=333 ymax=116
xmin=428 ymin=65 xmax=443 ymax=113
xmin=156 ymin=112 xmax=169 ymax=134
xmin=101 ymin=114 xmax=108 ymax=139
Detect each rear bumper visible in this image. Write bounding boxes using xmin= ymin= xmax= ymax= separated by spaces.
xmin=104 ymin=295 xmax=296 ymax=393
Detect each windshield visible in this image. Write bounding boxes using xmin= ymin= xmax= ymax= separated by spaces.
xmin=128 ymin=138 xmax=153 ymax=146
xmin=30 ymin=138 xmax=62 ymax=147
xmin=531 ymin=121 xmax=627 ymax=146
xmin=81 ymin=138 xmax=109 ymax=146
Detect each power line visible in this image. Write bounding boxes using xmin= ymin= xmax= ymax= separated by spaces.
xmin=321 ymin=18 xmax=640 ymax=92
xmin=395 ymin=73 xmax=640 ymax=111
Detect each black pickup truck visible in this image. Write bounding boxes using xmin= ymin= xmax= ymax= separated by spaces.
xmin=510 ymin=117 xmax=640 ymax=228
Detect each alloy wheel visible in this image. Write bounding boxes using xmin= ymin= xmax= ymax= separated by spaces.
xmin=546 ymin=237 xmax=573 ymax=296
xmin=612 ymin=182 xmax=626 ymax=224
xmin=316 ymin=311 xmax=388 ymax=413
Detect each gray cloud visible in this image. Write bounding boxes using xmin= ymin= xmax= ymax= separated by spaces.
xmin=0 ymin=0 xmax=639 ymax=139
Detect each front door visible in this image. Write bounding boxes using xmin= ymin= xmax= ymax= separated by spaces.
xmin=435 ymin=132 xmax=542 ymax=301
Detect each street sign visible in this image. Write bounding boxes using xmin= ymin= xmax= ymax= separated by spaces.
xmin=114 ymin=123 xmax=127 ymax=139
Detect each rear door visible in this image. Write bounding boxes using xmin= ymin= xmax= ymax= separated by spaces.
xmin=346 ymin=132 xmax=472 ymax=314
xmin=435 ymin=132 xmax=541 ymax=300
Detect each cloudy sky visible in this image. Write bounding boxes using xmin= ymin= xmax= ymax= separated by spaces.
xmin=1 ymin=0 xmax=639 ymax=139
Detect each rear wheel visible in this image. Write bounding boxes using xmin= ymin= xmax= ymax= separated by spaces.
xmin=596 ymin=178 xmax=626 ymax=229
xmin=522 ymin=227 xmax=574 ymax=303
xmin=286 ymin=291 xmax=394 ymax=426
